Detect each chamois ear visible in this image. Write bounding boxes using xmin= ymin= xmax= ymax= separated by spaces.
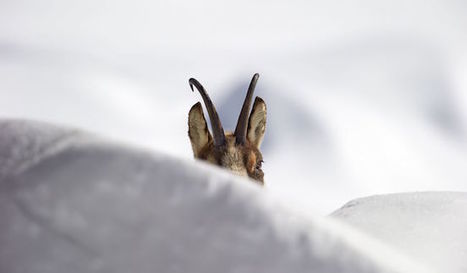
xmin=247 ymin=97 xmax=267 ymax=148
xmin=188 ymin=102 xmax=212 ymax=157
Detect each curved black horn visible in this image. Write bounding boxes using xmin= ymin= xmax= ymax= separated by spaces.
xmin=189 ymin=78 xmax=226 ymax=146
xmin=234 ymin=73 xmax=259 ymax=144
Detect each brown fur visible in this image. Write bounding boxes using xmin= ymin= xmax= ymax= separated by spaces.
xmin=191 ymin=132 xmax=264 ymax=185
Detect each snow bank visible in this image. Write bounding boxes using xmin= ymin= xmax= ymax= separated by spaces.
xmin=2 ymin=0 xmax=467 ymax=214
xmin=332 ymin=192 xmax=467 ymax=273
xmin=0 ymin=120 xmax=431 ymax=273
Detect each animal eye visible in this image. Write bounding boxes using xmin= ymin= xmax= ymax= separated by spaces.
xmin=256 ymin=160 xmax=263 ymax=169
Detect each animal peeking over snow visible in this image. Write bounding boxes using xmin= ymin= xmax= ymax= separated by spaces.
xmin=188 ymin=73 xmax=267 ymax=185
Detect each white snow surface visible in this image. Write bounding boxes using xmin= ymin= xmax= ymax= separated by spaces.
xmin=332 ymin=192 xmax=467 ymax=273
xmin=2 ymin=0 xmax=467 ymax=214
xmin=0 ymin=120 xmax=434 ymax=273
xmin=2 ymin=1 xmax=467 ymax=272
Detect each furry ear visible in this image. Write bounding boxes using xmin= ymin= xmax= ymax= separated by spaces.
xmin=188 ymin=102 xmax=212 ymax=157
xmin=247 ymin=97 xmax=267 ymax=148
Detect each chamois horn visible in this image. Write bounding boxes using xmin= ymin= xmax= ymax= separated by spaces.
xmin=234 ymin=73 xmax=259 ymax=144
xmin=189 ymin=78 xmax=226 ymax=146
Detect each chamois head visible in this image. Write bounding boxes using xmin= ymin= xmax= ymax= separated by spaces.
xmin=188 ymin=73 xmax=267 ymax=185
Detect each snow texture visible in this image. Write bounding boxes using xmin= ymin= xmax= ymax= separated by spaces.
xmin=0 ymin=120 xmax=432 ymax=273
xmin=332 ymin=192 xmax=467 ymax=273
xmin=2 ymin=0 xmax=467 ymax=214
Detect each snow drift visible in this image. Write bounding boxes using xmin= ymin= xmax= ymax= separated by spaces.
xmin=332 ymin=192 xmax=467 ymax=273
xmin=2 ymin=0 xmax=467 ymax=214
xmin=0 ymin=120 xmax=432 ymax=273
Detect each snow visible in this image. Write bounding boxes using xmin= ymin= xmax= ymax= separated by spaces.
xmin=332 ymin=192 xmax=467 ymax=273
xmin=0 ymin=120 xmax=433 ymax=273
xmin=1 ymin=0 xmax=467 ymax=214
xmin=1 ymin=0 xmax=467 ymax=271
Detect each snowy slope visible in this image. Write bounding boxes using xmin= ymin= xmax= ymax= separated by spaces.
xmin=332 ymin=192 xmax=467 ymax=273
xmin=1 ymin=0 xmax=467 ymax=214
xmin=0 ymin=120 xmax=432 ymax=273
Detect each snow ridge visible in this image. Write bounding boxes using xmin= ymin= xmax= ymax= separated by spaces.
xmin=0 ymin=120 xmax=432 ymax=273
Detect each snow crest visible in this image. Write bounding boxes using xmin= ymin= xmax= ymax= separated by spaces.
xmin=332 ymin=192 xmax=467 ymax=273
xmin=0 ymin=120 xmax=432 ymax=273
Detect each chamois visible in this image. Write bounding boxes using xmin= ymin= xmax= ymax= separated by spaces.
xmin=188 ymin=73 xmax=267 ymax=185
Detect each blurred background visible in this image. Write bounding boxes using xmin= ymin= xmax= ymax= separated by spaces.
xmin=1 ymin=0 xmax=467 ymax=214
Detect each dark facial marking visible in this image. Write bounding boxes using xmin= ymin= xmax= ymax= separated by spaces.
xmin=243 ymin=144 xmax=264 ymax=185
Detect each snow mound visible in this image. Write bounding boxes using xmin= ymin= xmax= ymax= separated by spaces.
xmin=0 ymin=120 xmax=431 ymax=273
xmin=332 ymin=192 xmax=467 ymax=273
